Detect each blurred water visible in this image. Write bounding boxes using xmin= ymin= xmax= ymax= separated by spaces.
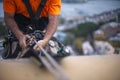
xmin=0 ymin=2 xmax=3 ymax=17
xmin=61 ymin=0 xmax=120 ymax=18
xmin=0 ymin=1 xmax=120 ymax=18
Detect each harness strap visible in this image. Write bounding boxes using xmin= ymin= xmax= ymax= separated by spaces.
xmin=22 ymin=0 xmax=47 ymax=25
xmin=22 ymin=0 xmax=34 ymax=22
xmin=35 ymin=0 xmax=47 ymax=21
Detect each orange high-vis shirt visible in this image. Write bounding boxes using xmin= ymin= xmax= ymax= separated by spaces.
xmin=3 ymin=0 xmax=61 ymax=18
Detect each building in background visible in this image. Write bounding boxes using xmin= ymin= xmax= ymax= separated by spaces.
xmin=94 ymin=22 xmax=120 ymax=38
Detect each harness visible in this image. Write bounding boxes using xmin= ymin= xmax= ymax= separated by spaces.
xmin=14 ymin=0 xmax=48 ymax=33
xmin=3 ymin=0 xmax=48 ymax=58
xmin=22 ymin=0 xmax=47 ymax=32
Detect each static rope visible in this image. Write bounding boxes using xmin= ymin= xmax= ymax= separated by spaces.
xmin=33 ymin=40 xmax=71 ymax=80
xmin=16 ymin=37 xmax=71 ymax=80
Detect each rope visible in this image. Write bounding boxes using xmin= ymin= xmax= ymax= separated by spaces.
xmin=34 ymin=40 xmax=71 ymax=80
xmin=16 ymin=37 xmax=71 ymax=80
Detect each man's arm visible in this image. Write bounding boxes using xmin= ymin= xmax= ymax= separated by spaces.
xmin=33 ymin=14 xmax=59 ymax=51
xmin=4 ymin=13 xmax=30 ymax=49
xmin=4 ymin=13 xmax=24 ymax=39
xmin=44 ymin=14 xmax=59 ymax=42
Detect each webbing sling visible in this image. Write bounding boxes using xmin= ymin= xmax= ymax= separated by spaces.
xmin=22 ymin=0 xmax=47 ymax=26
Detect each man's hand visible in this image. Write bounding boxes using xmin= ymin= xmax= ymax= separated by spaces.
xmin=33 ymin=39 xmax=48 ymax=52
xmin=18 ymin=34 xmax=30 ymax=49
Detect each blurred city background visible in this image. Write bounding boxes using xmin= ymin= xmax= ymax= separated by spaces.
xmin=0 ymin=0 xmax=120 ymax=56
